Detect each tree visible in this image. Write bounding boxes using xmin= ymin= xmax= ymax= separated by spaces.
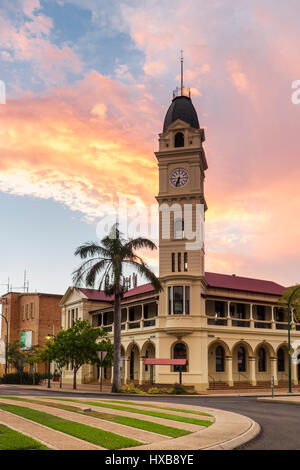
xmin=279 ymin=285 xmax=300 ymax=322
xmin=73 ymin=223 xmax=162 ymax=393
xmin=7 ymin=341 xmax=25 ymax=373
xmin=48 ymin=320 xmax=111 ymax=390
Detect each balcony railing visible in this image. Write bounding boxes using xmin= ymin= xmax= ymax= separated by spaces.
xmin=254 ymin=320 xmax=272 ymax=329
xmin=207 ymin=317 xmax=227 ymax=326
xmin=143 ymin=319 xmax=156 ymax=327
xmin=128 ymin=321 xmax=141 ymax=330
xmin=232 ymin=318 xmax=250 ymax=327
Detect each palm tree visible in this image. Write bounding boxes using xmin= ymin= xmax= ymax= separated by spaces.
xmin=73 ymin=224 xmax=162 ymax=393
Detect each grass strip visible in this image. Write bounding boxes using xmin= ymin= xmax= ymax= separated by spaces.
xmin=0 ymin=423 xmax=50 ymax=450
xmin=0 ymin=397 xmax=190 ymax=438
xmin=59 ymin=399 xmax=213 ymax=427
xmin=102 ymin=400 xmax=213 ymax=417
xmin=0 ymin=402 xmax=142 ymax=449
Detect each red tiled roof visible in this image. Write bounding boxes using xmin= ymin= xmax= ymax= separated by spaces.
xmin=205 ymin=272 xmax=286 ymax=296
xmin=79 ymin=283 xmax=155 ymax=302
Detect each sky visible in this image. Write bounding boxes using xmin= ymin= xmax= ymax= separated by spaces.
xmin=0 ymin=0 xmax=300 ymax=297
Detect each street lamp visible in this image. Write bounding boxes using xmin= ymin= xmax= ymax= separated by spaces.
xmin=288 ymin=286 xmax=300 ymax=393
xmin=0 ymin=313 xmax=8 ymax=375
xmin=45 ymin=334 xmax=55 ymax=389
xmin=97 ymin=350 xmax=108 ymax=392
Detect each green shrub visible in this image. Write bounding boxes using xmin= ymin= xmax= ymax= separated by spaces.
xmin=169 ymin=383 xmax=188 ymax=394
xmin=148 ymin=387 xmax=160 ymax=394
xmin=120 ymin=384 xmax=145 ymax=394
xmin=0 ymin=372 xmax=43 ymax=385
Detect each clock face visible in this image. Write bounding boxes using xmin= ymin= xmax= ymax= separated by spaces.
xmin=169 ymin=168 xmax=189 ymax=188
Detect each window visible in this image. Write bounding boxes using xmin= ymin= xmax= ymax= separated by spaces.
xmin=25 ymin=304 xmax=29 ymax=320
xmin=178 ymin=253 xmax=181 ymax=272
xmin=185 ymin=286 xmax=190 ymax=315
xmin=30 ymin=303 xmax=34 ymax=319
xmin=173 ymin=342 xmax=187 ymax=372
xmin=215 ymin=301 xmax=225 ymax=317
xmin=257 ymin=305 xmax=265 ymax=321
xmin=278 ymin=348 xmax=285 ymax=372
xmin=22 ymin=305 xmax=25 ymax=321
xmin=258 ymin=348 xmax=266 ymax=372
xmin=171 ymin=253 xmax=175 ymax=272
xmin=237 ymin=347 xmax=246 ymax=372
xmin=174 ymin=132 xmax=184 ymax=148
xmin=173 ymin=286 xmax=183 ymax=314
xmin=168 ymin=286 xmax=190 ymax=315
xmin=168 ymin=287 xmax=172 ymax=315
xmin=184 ymin=252 xmax=188 ymax=271
xmin=216 ymin=346 xmax=225 ymax=372
xmin=237 ymin=304 xmax=245 ymax=319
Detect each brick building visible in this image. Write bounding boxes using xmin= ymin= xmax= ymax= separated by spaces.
xmin=0 ymin=292 xmax=62 ymax=375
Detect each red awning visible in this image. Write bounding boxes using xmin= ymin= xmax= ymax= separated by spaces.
xmin=144 ymin=358 xmax=186 ymax=365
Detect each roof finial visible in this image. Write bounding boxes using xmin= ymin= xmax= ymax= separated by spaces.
xmin=180 ymin=50 xmax=184 ymax=96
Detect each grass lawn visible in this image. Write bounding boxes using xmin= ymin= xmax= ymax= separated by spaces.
xmin=103 ymin=400 xmax=213 ymax=417
xmin=0 ymin=423 xmax=50 ymax=450
xmin=61 ymin=399 xmax=213 ymax=427
xmin=0 ymin=402 xmax=142 ymax=449
xmin=0 ymin=397 xmax=190 ymax=438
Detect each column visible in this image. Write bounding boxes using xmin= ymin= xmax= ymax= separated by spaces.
xmin=250 ymin=304 xmax=254 ymax=328
xmin=139 ymin=357 xmax=145 ymax=385
xmin=225 ymin=356 xmax=233 ymax=386
xmin=292 ymin=360 xmax=299 ymax=385
xmin=270 ymin=357 xmax=278 ymax=386
xmin=249 ymin=356 xmax=257 ymax=386
xmin=227 ymin=302 xmax=232 ymax=327
xmin=271 ymin=306 xmax=276 ymax=330
xmin=123 ymin=359 xmax=129 ymax=384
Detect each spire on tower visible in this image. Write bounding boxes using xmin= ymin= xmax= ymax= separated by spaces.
xmin=173 ymin=50 xmax=191 ymax=99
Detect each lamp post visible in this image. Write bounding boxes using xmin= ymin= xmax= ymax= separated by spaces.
xmin=288 ymin=286 xmax=300 ymax=393
xmin=45 ymin=334 xmax=55 ymax=389
xmin=0 ymin=314 xmax=8 ymax=375
xmin=97 ymin=350 xmax=108 ymax=392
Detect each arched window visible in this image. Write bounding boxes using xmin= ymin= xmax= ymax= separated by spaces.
xmin=175 ymin=132 xmax=184 ymax=147
xmin=216 ymin=346 xmax=225 ymax=372
xmin=237 ymin=347 xmax=246 ymax=372
xmin=258 ymin=348 xmax=266 ymax=372
xmin=278 ymin=348 xmax=285 ymax=372
xmin=173 ymin=342 xmax=187 ymax=372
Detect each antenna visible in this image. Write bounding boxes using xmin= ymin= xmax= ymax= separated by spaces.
xmin=180 ymin=50 xmax=184 ymax=95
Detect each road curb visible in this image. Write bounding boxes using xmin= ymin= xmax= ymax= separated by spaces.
xmin=203 ymin=418 xmax=260 ymax=450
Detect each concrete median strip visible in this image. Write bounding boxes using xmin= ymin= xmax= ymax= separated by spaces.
xmin=0 ymin=396 xmax=260 ymax=450
xmin=0 ymin=410 xmax=101 ymax=450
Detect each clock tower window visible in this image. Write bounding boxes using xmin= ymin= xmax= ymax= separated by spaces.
xmin=174 ymin=132 xmax=184 ymax=148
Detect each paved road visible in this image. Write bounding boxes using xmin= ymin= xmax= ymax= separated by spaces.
xmin=1 ymin=385 xmax=300 ymax=449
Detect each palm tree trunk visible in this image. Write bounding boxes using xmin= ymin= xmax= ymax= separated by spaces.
xmin=112 ymin=292 xmax=121 ymax=393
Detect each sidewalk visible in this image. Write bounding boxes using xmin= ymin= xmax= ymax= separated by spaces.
xmin=257 ymin=396 xmax=300 ymax=405
xmin=2 ymin=382 xmax=300 ymax=398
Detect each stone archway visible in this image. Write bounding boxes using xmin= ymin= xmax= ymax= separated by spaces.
xmin=126 ymin=343 xmax=140 ymax=383
xmin=232 ymin=341 xmax=254 ymax=385
xmin=208 ymin=340 xmax=231 ymax=386
xmin=254 ymin=342 xmax=275 ymax=384
xmin=141 ymin=341 xmax=156 ymax=384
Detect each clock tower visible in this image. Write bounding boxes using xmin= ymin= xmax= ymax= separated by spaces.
xmin=155 ymin=81 xmax=208 ymax=321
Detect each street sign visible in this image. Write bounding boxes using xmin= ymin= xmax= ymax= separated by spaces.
xmin=97 ymin=350 xmax=108 ymax=363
